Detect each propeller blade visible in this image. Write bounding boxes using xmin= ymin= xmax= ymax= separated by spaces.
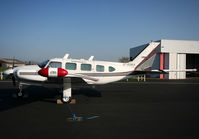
xmin=12 ymin=57 xmax=15 ymax=69
xmin=12 ymin=75 xmax=16 ymax=86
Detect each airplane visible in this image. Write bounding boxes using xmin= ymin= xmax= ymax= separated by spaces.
xmin=3 ymin=42 xmax=197 ymax=103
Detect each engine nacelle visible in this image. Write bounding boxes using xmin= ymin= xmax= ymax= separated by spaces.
xmin=38 ymin=68 xmax=68 ymax=77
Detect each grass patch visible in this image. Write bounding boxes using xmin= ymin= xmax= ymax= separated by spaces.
xmin=0 ymin=67 xmax=9 ymax=72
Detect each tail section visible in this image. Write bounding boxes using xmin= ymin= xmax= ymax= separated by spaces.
xmin=129 ymin=42 xmax=160 ymax=71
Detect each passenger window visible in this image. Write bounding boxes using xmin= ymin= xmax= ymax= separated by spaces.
xmin=109 ymin=66 xmax=115 ymax=72
xmin=48 ymin=62 xmax=62 ymax=68
xmin=81 ymin=64 xmax=91 ymax=71
xmin=96 ymin=65 xmax=104 ymax=72
xmin=65 ymin=63 xmax=76 ymax=70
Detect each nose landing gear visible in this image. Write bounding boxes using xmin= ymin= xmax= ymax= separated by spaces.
xmin=12 ymin=83 xmax=28 ymax=99
xmin=17 ymin=84 xmax=24 ymax=98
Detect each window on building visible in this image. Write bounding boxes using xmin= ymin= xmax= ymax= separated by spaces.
xmin=65 ymin=63 xmax=77 ymax=70
xmin=81 ymin=64 xmax=91 ymax=71
xmin=109 ymin=66 xmax=115 ymax=72
xmin=96 ymin=65 xmax=104 ymax=72
xmin=48 ymin=62 xmax=62 ymax=68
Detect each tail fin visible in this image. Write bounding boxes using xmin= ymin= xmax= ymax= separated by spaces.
xmin=129 ymin=42 xmax=160 ymax=71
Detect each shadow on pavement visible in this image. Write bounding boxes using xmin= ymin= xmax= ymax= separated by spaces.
xmin=0 ymin=86 xmax=101 ymax=112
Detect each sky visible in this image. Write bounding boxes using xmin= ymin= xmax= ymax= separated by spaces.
xmin=0 ymin=0 xmax=199 ymax=62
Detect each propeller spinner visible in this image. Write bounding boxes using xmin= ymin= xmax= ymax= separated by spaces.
xmin=38 ymin=68 xmax=68 ymax=77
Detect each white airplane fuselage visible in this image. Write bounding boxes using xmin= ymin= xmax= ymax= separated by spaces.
xmin=5 ymin=42 xmax=162 ymax=86
xmin=13 ymin=58 xmax=134 ymax=85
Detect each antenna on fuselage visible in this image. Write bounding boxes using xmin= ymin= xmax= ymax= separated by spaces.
xmin=88 ymin=56 xmax=94 ymax=61
xmin=63 ymin=53 xmax=70 ymax=59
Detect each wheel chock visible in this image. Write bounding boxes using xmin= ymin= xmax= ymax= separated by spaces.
xmin=70 ymin=99 xmax=76 ymax=104
xmin=57 ymin=99 xmax=63 ymax=104
xmin=57 ymin=99 xmax=76 ymax=104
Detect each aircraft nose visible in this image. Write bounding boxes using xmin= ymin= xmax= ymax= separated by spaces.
xmin=2 ymin=68 xmax=13 ymax=76
xmin=13 ymin=69 xmax=18 ymax=78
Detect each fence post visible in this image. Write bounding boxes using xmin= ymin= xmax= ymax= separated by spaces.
xmin=0 ymin=72 xmax=2 ymax=80
xmin=144 ymin=74 xmax=146 ymax=82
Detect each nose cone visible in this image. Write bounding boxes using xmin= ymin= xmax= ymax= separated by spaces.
xmin=3 ymin=68 xmax=14 ymax=76
xmin=38 ymin=68 xmax=49 ymax=77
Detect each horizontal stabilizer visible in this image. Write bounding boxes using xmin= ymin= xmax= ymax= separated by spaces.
xmin=130 ymin=69 xmax=198 ymax=76
xmin=163 ymin=69 xmax=197 ymax=72
xmin=130 ymin=70 xmax=167 ymax=75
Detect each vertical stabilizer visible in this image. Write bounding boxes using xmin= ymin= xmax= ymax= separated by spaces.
xmin=130 ymin=42 xmax=160 ymax=71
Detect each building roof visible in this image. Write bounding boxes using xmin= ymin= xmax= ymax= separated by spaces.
xmin=0 ymin=58 xmax=25 ymax=64
xmin=130 ymin=39 xmax=199 ymax=54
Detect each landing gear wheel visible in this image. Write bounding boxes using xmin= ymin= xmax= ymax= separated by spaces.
xmin=62 ymin=97 xmax=71 ymax=103
xmin=18 ymin=92 xmax=23 ymax=97
xmin=16 ymin=90 xmax=24 ymax=98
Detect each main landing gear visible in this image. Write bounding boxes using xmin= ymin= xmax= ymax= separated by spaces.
xmin=62 ymin=78 xmax=72 ymax=103
xmin=57 ymin=78 xmax=76 ymax=104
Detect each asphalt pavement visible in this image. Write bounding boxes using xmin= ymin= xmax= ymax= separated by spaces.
xmin=0 ymin=80 xmax=199 ymax=139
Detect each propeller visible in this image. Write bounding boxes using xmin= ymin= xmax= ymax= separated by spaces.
xmin=12 ymin=57 xmax=15 ymax=69
xmin=11 ymin=57 xmax=16 ymax=86
xmin=2 ymin=57 xmax=16 ymax=86
xmin=12 ymin=74 xmax=16 ymax=86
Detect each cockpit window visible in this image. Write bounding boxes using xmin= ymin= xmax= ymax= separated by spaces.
xmin=38 ymin=60 xmax=49 ymax=68
xmin=109 ymin=66 xmax=115 ymax=72
xmin=48 ymin=62 xmax=62 ymax=68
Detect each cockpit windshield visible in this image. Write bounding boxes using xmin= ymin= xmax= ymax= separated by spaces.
xmin=38 ymin=60 xmax=49 ymax=68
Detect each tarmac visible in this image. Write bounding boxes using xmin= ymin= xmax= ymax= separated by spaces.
xmin=1 ymin=80 xmax=199 ymax=139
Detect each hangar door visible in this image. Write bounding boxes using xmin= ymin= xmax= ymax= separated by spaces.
xmin=186 ymin=54 xmax=199 ymax=77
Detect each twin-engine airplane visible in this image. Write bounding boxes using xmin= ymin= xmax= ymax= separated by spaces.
xmin=3 ymin=42 xmax=197 ymax=103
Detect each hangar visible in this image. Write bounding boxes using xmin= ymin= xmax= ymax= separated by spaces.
xmin=130 ymin=39 xmax=199 ymax=79
xmin=0 ymin=58 xmax=25 ymax=68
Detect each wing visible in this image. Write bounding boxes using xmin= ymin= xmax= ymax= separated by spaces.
xmin=67 ymin=73 xmax=99 ymax=82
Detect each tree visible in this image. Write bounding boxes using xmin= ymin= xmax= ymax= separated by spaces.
xmin=119 ymin=57 xmax=130 ymax=63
